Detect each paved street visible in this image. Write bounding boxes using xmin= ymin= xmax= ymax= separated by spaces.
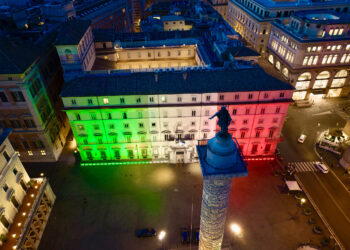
xmin=279 ymin=98 xmax=350 ymax=249
xmin=24 ymin=149 xmax=327 ymax=250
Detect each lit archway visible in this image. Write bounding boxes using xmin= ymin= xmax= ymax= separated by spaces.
xmin=331 ymin=70 xmax=348 ymax=87
xmin=295 ymin=72 xmax=311 ymax=90
xmin=282 ymin=68 xmax=289 ymax=78
xmin=313 ymin=71 xmax=330 ymax=89
xmin=268 ymin=55 xmax=274 ymax=64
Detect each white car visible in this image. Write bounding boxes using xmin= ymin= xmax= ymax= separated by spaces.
xmin=314 ymin=162 xmax=329 ymax=174
xmin=298 ymin=134 xmax=306 ymax=143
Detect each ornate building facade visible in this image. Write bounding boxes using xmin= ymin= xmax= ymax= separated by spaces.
xmin=267 ymin=10 xmax=350 ymax=100
xmin=60 ymin=69 xmax=293 ymax=163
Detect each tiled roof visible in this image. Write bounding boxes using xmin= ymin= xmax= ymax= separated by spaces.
xmin=55 ymin=20 xmax=91 ymax=45
xmin=61 ymin=67 xmax=294 ymax=97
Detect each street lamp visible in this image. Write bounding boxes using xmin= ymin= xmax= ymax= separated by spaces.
xmin=158 ymin=230 xmax=166 ymax=250
xmin=230 ymin=223 xmax=242 ymax=248
xmin=300 ymin=198 xmax=306 ymax=205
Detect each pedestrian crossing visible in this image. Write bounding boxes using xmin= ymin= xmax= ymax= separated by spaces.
xmin=290 ymin=161 xmax=319 ymax=173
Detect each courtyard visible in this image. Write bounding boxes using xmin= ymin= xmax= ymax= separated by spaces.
xmin=24 ymin=150 xmax=329 ymax=250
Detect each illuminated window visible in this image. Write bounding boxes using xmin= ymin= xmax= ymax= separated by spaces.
xmin=331 ymin=45 xmax=336 ymax=51
xmin=339 ymin=28 xmax=344 ymax=35
xmin=322 ymin=55 xmax=327 ymax=64
xmin=346 ymin=45 xmax=350 ymax=51
xmin=312 ymin=46 xmax=317 ymax=52
xmin=327 ymin=88 xmax=342 ymax=97
xmin=313 ymin=71 xmax=330 ymax=89
xmin=296 ymin=72 xmax=311 ymax=90
xmin=313 ymin=56 xmax=318 ymax=65
xmin=40 ymin=150 xmax=46 ymax=155
xmin=317 ymin=46 xmax=322 ymax=52
xmin=28 ymin=151 xmax=33 ymax=156
xmin=329 ymin=29 xmax=333 ymax=36
xmin=302 ymin=56 xmax=308 ymax=65
xmin=334 ymin=29 xmax=339 ymax=36
xmin=103 ymin=98 xmax=109 ymax=104
xmin=331 ymin=70 xmax=348 ymax=87
xmin=268 ymin=55 xmax=274 ymax=64
xmin=307 ymin=56 xmax=313 ymax=65
xmin=332 ymin=55 xmax=338 ymax=64
xmin=327 ymin=46 xmax=331 ymax=51
xmin=292 ymin=91 xmax=307 ymax=100
xmin=307 ymin=47 xmax=311 ymax=52
xmin=161 ymin=96 xmax=166 ymax=102
xmin=337 ymin=45 xmax=342 ymax=50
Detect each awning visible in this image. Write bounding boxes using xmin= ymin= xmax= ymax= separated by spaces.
xmin=150 ymin=130 xmax=159 ymax=134
xmin=285 ymin=181 xmax=302 ymax=191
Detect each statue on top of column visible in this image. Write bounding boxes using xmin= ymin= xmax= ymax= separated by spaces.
xmin=209 ymin=106 xmax=232 ymax=135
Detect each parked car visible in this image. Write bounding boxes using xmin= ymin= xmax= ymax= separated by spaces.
xmin=181 ymin=227 xmax=190 ymax=243
xmin=298 ymin=134 xmax=306 ymax=143
xmin=135 ymin=228 xmax=156 ymax=237
xmin=314 ymin=162 xmax=329 ymax=174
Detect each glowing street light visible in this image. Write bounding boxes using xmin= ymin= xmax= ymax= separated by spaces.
xmin=158 ymin=230 xmax=166 ymax=240
xmin=231 ymin=223 xmax=241 ymax=235
xmin=301 ymin=198 xmax=306 ymax=204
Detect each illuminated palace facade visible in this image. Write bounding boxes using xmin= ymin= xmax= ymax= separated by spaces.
xmin=226 ymin=0 xmax=350 ymax=54
xmin=60 ymin=69 xmax=293 ymax=163
xmin=267 ymin=10 xmax=350 ymax=100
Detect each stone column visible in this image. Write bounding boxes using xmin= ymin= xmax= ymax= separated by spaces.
xmin=199 ymin=177 xmax=232 ymax=250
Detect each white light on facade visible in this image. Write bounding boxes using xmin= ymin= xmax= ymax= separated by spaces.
xmin=231 ymin=223 xmax=241 ymax=235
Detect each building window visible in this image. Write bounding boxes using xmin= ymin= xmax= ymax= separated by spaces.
xmin=152 ymin=123 xmax=156 ymax=127
xmin=255 ymin=131 xmax=260 ymax=138
xmin=192 ymin=97 xmax=197 ymax=101
xmin=120 ymin=98 xmax=125 ymax=104
xmin=88 ymin=99 xmax=93 ymax=104
xmin=136 ymin=97 xmax=141 ymax=103
xmin=78 ymin=125 xmax=84 ymax=130
xmin=331 ymin=70 xmax=348 ymax=87
xmin=41 ymin=150 xmax=46 ymax=155
xmin=10 ymin=120 xmax=21 ymax=128
xmin=165 ymin=134 xmax=169 ymax=141
xmin=279 ymin=92 xmax=284 ymax=98
xmin=139 ymin=123 xmax=144 ymax=128
xmin=204 ymin=121 xmax=208 ymax=125
xmin=90 ymin=113 xmax=96 ymax=120
xmin=149 ymin=97 xmax=154 ymax=103
xmin=161 ymin=96 xmax=166 ymax=102
xmin=313 ymin=71 xmax=330 ymax=89
xmin=269 ymin=130 xmax=274 ymax=138
xmin=203 ymin=133 xmax=207 ymax=139
xmin=3 ymin=151 xmax=10 ymax=162
xmin=122 ymin=112 xmax=127 ymax=119
xmin=23 ymin=141 xmax=30 ymax=150
xmin=103 ymin=98 xmax=109 ymax=104
xmin=191 ymin=121 xmax=196 ymax=126
xmin=258 ymin=118 xmax=264 ymax=124
xmin=264 ymin=93 xmax=268 ymax=98
xmin=75 ymin=114 xmax=81 ymax=120
xmin=240 ymin=131 xmax=246 ymax=138
xmin=206 ymin=96 xmax=210 ymax=101
xmin=110 ymin=124 xmax=114 ymax=129
xmin=94 ymin=124 xmax=100 ymax=130
xmin=245 ymin=109 xmax=250 ymax=115
xmin=260 ymin=108 xmax=265 ymax=114
xmin=232 ymin=109 xmax=237 ymax=115
xmin=219 ymin=95 xmax=224 ymax=100
xmin=205 ymin=110 xmax=210 ymax=116
xmin=248 ymin=94 xmax=253 ymax=99
xmin=24 ymin=119 xmax=35 ymax=128
xmin=13 ymin=168 xmax=17 ymax=175
xmin=273 ymin=118 xmax=278 ymax=123
xmin=11 ymin=90 xmax=25 ymax=102
xmin=163 ymin=122 xmax=168 ymax=127
xmin=108 ymin=113 xmax=112 ymax=119
xmin=124 ymin=123 xmax=129 ymax=128
xmin=71 ymin=99 xmax=76 ymax=105
xmin=296 ymin=72 xmax=311 ymax=90
xmin=177 ymin=97 xmax=182 ymax=102
xmin=275 ymin=107 xmax=281 ymax=113
xmin=235 ymin=94 xmax=239 ymax=100
xmin=0 ymin=91 xmax=8 ymax=103
xmin=3 ymin=184 xmax=8 ymax=192
xmin=28 ymin=150 xmax=33 ymax=156
xmin=192 ymin=110 xmax=196 ymax=117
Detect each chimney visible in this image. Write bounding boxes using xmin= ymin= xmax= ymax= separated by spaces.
xmin=183 ymin=72 xmax=187 ymax=80
xmin=155 ymin=73 xmax=158 ymax=82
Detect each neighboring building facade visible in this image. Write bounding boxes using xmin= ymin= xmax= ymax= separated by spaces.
xmin=267 ymin=10 xmax=350 ymax=100
xmin=41 ymin=1 xmax=76 ymax=22
xmin=206 ymin=0 xmax=229 ymax=20
xmin=55 ymin=20 xmax=96 ymax=81
xmin=0 ymin=128 xmax=55 ymax=250
xmin=162 ymin=15 xmax=192 ymax=31
xmin=0 ymin=39 xmax=70 ymax=162
xmin=60 ymin=69 xmax=293 ymax=163
xmin=226 ymin=0 xmax=350 ymax=54
xmin=77 ymin=1 xmax=133 ymax=32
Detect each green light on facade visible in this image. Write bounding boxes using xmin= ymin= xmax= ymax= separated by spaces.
xmin=80 ymin=161 xmax=150 ymax=167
